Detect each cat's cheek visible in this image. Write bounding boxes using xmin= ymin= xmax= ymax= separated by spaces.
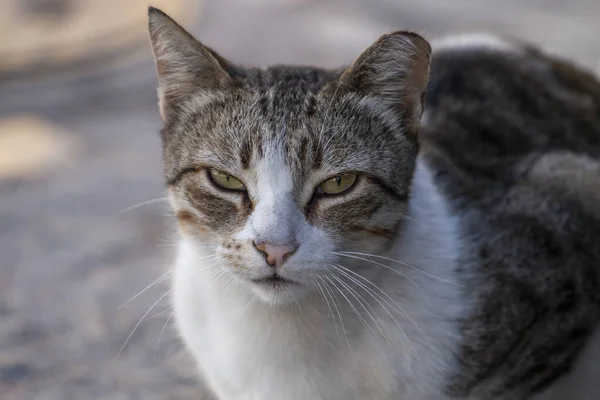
xmin=218 ymin=241 xmax=252 ymax=270
xmin=174 ymin=209 xmax=217 ymax=240
xmin=176 ymin=210 xmax=202 ymax=231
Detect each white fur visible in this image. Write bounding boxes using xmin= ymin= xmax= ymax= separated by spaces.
xmin=232 ymin=147 xmax=334 ymax=304
xmin=431 ymin=33 xmax=521 ymax=54
xmin=172 ymin=153 xmax=465 ymax=400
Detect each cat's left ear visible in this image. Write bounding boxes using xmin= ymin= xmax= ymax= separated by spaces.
xmin=338 ymin=31 xmax=431 ymax=133
xmin=148 ymin=7 xmax=233 ymax=121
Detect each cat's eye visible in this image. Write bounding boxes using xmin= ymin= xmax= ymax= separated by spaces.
xmin=208 ymin=169 xmax=246 ymax=191
xmin=317 ymin=173 xmax=358 ymax=195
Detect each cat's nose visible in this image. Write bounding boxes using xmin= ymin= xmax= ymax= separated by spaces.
xmin=253 ymin=242 xmax=298 ymax=268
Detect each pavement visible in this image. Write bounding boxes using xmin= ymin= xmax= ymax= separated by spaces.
xmin=1 ymin=0 xmax=599 ymax=398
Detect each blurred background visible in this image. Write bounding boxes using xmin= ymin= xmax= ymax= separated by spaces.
xmin=1 ymin=0 xmax=599 ymax=398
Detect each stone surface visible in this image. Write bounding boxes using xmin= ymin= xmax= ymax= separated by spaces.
xmin=1 ymin=0 xmax=599 ymax=398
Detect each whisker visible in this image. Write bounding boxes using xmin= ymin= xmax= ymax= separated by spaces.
xmin=331 ymin=264 xmax=415 ymax=356
xmin=113 ymin=289 xmax=172 ymax=363
xmin=118 ymin=270 xmax=172 ymax=310
xmin=314 ymin=281 xmax=337 ymax=333
xmin=329 ymin=272 xmax=394 ymax=349
xmin=332 ymin=264 xmax=408 ymax=318
xmin=333 ymin=263 xmax=432 ymax=351
xmin=147 ymin=307 xmax=173 ymax=321
xmin=317 ymin=276 xmax=351 ymax=351
xmin=154 ymin=310 xmax=175 ymax=359
xmin=221 ymin=274 xmax=238 ymax=294
xmin=120 ymin=197 xmax=169 ymax=215
xmin=326 ymin=275 xmax=378 ymax=340
xmin=332 ymin=252 xmax=421 ymax=290
xmin=339 ymin=251 xmax=461 ymax=286
xmin=246 ymin=294 xmax=257 ymax=310
xmin=291 ymin=294 xmax=305 ymax=318
xmin=118 ymin=254 xmax=219 ymax=310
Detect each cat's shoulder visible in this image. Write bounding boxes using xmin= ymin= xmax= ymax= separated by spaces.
xmin=421 ymin=33 xmax=600 ymax=203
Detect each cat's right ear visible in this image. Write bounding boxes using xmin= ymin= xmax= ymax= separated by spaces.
xmin=148 ymin=7 xmax=232 ymax=121
xmin=337 ymin=31 xmax=431 ymax=135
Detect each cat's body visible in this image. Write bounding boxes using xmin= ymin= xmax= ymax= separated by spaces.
xmin=423 ymin=36 xmax=600 ymax=399
xmin=148 ymin=8 xmax=600 ymax=400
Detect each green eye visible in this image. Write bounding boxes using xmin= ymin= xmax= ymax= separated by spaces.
xmin=208 ymin=169 xmax=246 ymax=191
xmin=318 ymin=173 xmax=358 ymax=195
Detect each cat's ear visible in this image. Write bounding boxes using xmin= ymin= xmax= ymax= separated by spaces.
xmin=148 ymin=7 xmax=233 ymax=120
xmin=338 ymin=31 xmax=431 ymax=132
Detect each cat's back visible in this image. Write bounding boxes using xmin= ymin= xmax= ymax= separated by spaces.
xmin=421 ymin=35 xmax=600 ymax=399
xmin=423 ymin=34 xmax=600 ymax=190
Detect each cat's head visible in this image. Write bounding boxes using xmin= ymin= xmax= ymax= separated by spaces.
xmin=148 ymin=7 xmax=431 ymax=305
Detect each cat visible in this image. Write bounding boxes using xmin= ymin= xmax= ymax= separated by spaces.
xmin=147 ymin=6 xmax=600 ymax=400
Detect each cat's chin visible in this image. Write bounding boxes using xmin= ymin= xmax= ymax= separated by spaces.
xmin=248 ymin=277 xmax=308 ymax=306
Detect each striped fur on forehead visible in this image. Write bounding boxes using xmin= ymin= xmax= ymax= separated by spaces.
xmin=162 ymin=68 xmax=337 ymax=180
xmin=163 ymin=71 xmax=419 ymax=192
xmin=149 ymin=8 xmax=429 ymax=194
xmin=162 ymin=68 xmax=420 ymax=247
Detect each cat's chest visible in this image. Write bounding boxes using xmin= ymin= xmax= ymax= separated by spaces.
xmin=179 ymin=294 xmax=397 ymax=400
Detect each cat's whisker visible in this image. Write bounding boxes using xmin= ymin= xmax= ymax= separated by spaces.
xmin=113 ymin=289 xmax=172 ymax=363
xmin=331 ymin=265 xmax=405 ymax=319
xmin=155 ymin=237 xmax=175 ymax=244
xmin=318 ymin=276 xmax=352 ymax=351
xmin=314 ymin=281 xmax=339 ymax=336
xmin=331 ymin=264 xmax=408 ymax=318
xmin=329 ymin=272 xmax=395 ymax=350
xmin=119 ymin=196 xmax=169 ymax=215
xmin=154 ymin=310 xmax=175 ymax=360
xmin=290 ymin=293 xmax=305 ymax=317
xmin=330 ymin=264 xmax=416 ymax=356
xmin=168 ymin=261 xmax=224 ymax=290
xmin=331 ymin=252 xmax=421 ymax=290
xmin=317 ymin=276 xmax=352 ymax=351
xmin=338 ymin=251 xmax=461 ymax=286
xmin=155 ymin=243 xmax=180 ymax=248
xmin=204 ymin=267 xmax=229 ymax=285
xmin=147 ymin=306 xmax=173 ymax=321
xmin=325 ymin=275 xmax=377 ymax=339
xmin=119 ymin=255 xmax=220 ymax=310
xmin=221 ymin=274 xmax=238 ymax=294
xmin=246 ymin=294 xmax=257 ymax=310
xmin=155 ymin=235 xmax=220 ymax=247
xmin=332 ymin=263 xmax=435 ymax=350
xmin=118 ymin=269 xmax=173 ymax=309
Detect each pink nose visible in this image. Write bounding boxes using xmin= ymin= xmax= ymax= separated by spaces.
xmin=254 ymin=242 xmax=298 ymax=268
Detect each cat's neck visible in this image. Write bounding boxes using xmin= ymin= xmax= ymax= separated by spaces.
xmin=390 ymin=155 xmax=460 ymax=286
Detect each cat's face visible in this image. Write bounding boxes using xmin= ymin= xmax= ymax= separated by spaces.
xmin=149 ymin=9 xmax=431 ymax=304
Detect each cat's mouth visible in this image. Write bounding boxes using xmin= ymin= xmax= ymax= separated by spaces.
xmin=251 ymin=274 xmax=297 ymax=287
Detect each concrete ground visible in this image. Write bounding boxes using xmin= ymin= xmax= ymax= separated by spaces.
xmin=1 ymin=0 xmax=599 ymax=398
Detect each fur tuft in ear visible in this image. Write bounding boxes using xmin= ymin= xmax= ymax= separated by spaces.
xmin=339 ymin=31 xmax=431 ymax=134
xmin=148 ymin=7 xmax=232 ymax=120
